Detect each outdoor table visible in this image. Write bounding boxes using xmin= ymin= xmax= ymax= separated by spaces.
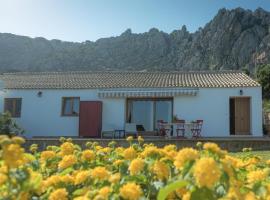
xmin=167 ymin=122 xmax=194 ymax=138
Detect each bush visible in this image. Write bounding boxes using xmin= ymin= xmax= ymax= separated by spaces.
xmin=257 ymin=64 xmax=270 ymax=99
xmin=1 ymin=136 xmax=270 ymax=199
xmin=0 ymin=112 xmax=24 ymax=136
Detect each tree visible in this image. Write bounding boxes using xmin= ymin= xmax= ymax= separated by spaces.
xmin=257 ymin=64 xmax=270 ymax=99
xmin=0 ymin=112 xmax=24 ymax=136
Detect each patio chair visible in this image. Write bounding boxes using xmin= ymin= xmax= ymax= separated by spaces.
xmin=157 ymin=120 xmax=165 ymax=136
xmin=157 ymin=120 xmax=172 ymax=138
xmin=124 ymin=123 xmax=138 ymax=138
xmin=175 ymin=120 xmax=186 ymax=138
xmin=163 ymin=122 xmax=172 ymax=138
xmin=157 ymin=120 xmax=169 ymax=136
xmin=191 ymin=120 xmax=203 ymax=138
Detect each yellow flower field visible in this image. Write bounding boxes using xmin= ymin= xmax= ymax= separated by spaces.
xmin=0 ymin=135 xmax=270 ymax=200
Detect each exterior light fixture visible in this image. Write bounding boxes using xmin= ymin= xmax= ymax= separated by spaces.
xmin=239 ymin=89 xmax=243 ymax=96
xmin=37 ymin=91 xmax=43 ymax=97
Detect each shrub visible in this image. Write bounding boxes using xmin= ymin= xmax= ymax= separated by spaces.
xmin=0 ymin=112 xmax=24 ymax=136
xmin=1 ymin=136 xmax=270 ymax=199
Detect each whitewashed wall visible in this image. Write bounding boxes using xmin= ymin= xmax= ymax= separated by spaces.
xmin=0 ymin=89 xmax=125 ymax=138
xmin=0 ymin=86 xmax=262 ymax=138
xmin=174 ymin=87 xmax=263 ymax=137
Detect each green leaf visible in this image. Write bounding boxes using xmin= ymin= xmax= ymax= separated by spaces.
xmin=182 ymin=160 xmax=195 ymax=178
xmin=190 ymin=187 xmax=216 ymax=200
xmin=253 ymin=182 xmax=267 ymax=197
xmin=157 ymin=180 xmax=188 ymax=200
xmin=59 ymin=167 xmax=73 ymax=175
xmin=122 ymin=174 xmax=147 ymax=184
xmin=73 ymin=188 xmax=86 ymax=197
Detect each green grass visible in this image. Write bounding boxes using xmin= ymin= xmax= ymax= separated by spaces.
xmin=232 ymin=151 xmax=270 ymax=161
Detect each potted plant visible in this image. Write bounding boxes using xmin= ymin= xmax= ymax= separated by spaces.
xmin=173 ymin=115 xmax=180 ymax=122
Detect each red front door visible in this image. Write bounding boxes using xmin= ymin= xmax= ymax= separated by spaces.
xmin=79 ymin=101 xmax=102 ymax=137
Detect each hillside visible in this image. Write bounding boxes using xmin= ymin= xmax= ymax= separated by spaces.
xmin=0 ymin=7 xmax=269 ymax=72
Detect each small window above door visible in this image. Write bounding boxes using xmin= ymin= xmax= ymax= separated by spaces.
xmin=4 ymin=98 xmax=22 ymax=118
xmin=61 ymin=97 xmax=80 ymax=116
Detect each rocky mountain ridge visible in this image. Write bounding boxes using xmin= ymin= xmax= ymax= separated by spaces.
xmin=0 ymin=7 xmax=269 ymax=72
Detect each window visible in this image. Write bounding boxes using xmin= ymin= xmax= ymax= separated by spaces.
xmin=4 ymin=98 xmax=22 ymax=118
xmin=62 ymin=97 xmax=80 ymax=116
xmin=126 ymin=98 xmax=173 ymax=131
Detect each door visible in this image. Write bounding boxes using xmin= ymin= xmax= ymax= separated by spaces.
xmin=230 ymin=97 xmax=250 ymax=135
xmin=79 ymin=101 xmax=102 ymax=137
xmin=126 ymin=98 xmax=173 ymax=131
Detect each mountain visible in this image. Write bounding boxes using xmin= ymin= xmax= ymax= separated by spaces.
xmin=0 ymin=7 xmax=270 ymax=73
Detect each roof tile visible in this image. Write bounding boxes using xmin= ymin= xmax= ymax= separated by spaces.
xmin=0 ymin=71 xmax=260 ymax=89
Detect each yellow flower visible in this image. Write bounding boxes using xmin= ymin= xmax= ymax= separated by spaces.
xmin=245 ymin=157 xmax=261 ymax=166
xmin=2 ymin=143 xmax=25 ymax=168
xmin=98 ymin=147 xmax=112 ymax=155
xmin=162 ymin=149 xmax=177 ymax=161
xmin=60 ymin=142 xmax=74 ymax=155
xmin=19 ymin=192 xmax=29 ymax=200
xmin=91 ymin=167 xmax=110 ymax=180
xmin=182 ymin=192 xmax=191 ymax=200
xmin=30 ymin=144 xmax=38 ymax=153
xmin=193 ymin=157 xmax=221 ymax=188
xmin=11 ymin=136 xmax=25 ymax=144
xmin=0 ymin=165 xmax=8 ymax=174
xmin=120 ymin=182 xmax=142 ymax=200
xmin=75 ymin=170 xmax=91 ymax=185
xmin=74 ymin=196 xmax=90 ymax=200
xmin=247 ymin=169 xmax=268 ymax=183
xmin=126 ymin=136 xmax=133 ymax=142
xmin=58 ymin=155 xmax=77 ymax=169
xmin=163 ymin=144 xmax=176 ymax=152
xmin=152 ymin=161 xmax=169 ymax=180
xmin=123 ymin=147 xmax=137 ymax=160
xmin=40 ymin=150 xmax=56 ymax=162
xmin=0 ymin=173 xmax=7 ymax=185
xmin=24 ymin=153 xmax=36 ymax=164
xmin=174 ymin=148 xmax=199 ymax=169
xmin=226 ymin=187 xmax=243 ymax=200
xmin=0 ymin=135 xmax=10 ymax=144
xmin=141 ymin=146 xmax=161 ymax=158
xmin=203 ymin=142 xmax=222 ymax=153
xmin=49 ymin=188 xmax=68 ymax=200
xmin=138 ymin=136 xmax=144 ymax=143
xmin=98 ymin=186 xmax=111 ymax=199
xmin=129 ymin=158 xmax=144 ymax=175
xmin=244 ymin=192 xmax=258 ymax=200
xmin=113 ymin=159 xmax=124 ymax=166
xmin=43 ymin=175 xmax=61 ymax=188
xmin=115 ymin=147 xmax=124 ymax=154
xmin=81 ymin=150 xmax=95 ymax=162
xmin=222 ymin=155 xmax=241 ymax=168
xmin=60 ymin=174 xmax=74 ymax=184
xmin=175 ymin=188 xmax=188 ymax=198
xmin=166 ymin=192 xmax=177 ymax=200
xmin=109 ymin=173 xmax=121 ymax=183
xmin=95 ymin=145 xmax=103 ymax=151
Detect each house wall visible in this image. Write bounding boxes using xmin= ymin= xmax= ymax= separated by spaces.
xmin=0 ymin=86 xmax=263 ymax=137
xmin=174 ymin=87 xmax=263 ymax=137
xmin=0 ymin=89 xmax=125 ymax=137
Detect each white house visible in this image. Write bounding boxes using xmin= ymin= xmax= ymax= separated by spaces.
xmin=0 ymin=71 xmax=263 ymax=138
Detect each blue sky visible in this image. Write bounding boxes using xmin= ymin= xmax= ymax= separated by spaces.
xmin=0 ymin=0 xmax=269 ymax=42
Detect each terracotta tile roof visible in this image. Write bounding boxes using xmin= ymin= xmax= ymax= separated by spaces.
xmin=0 ymin=71 xmax=260 ymax=89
